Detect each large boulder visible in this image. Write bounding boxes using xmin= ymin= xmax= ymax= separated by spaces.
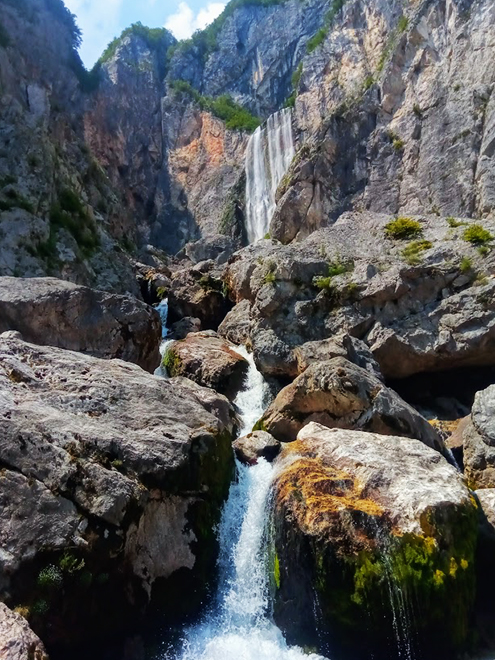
xmin=168 ymin=263 xmax=232 ymax=330
xmin=162 ymin=331 xmax=248 ymax=399
xmin=0 ymin=603 xmax=48 ymax=660
xmin=462 ymin=385 xmax=495 ymax=489
xmin=271 ymin=423 xmax=478 ymax=660
xmin=0 ymin=277 xmax=161 ymax=372
xmin=0 ymin=333 xmax=236 ymax=651
xmin=257 ymin=357 xmax=443 ymax=452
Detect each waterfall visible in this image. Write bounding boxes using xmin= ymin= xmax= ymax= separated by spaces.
xmin=154 ymin=299 xmax=175 ymax=377
xmin=165 ymin=348 xmax=328 ymax=660
xmin=232 ymin=344 xmax=271 ymax=436
xmin=245 ymin=108 xmax=295 ymax=243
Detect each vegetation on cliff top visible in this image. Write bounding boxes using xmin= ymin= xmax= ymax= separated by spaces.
xmin=99 ymin=22 xmax=171 ymax=65
xmin=170 ymin=79 xmax=261 ymax=132
xmin=169 ymin=0 xmax=289 ymax=62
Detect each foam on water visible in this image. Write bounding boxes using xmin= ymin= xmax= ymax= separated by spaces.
xmin=167 ymin=347 xmax=329 ymax=660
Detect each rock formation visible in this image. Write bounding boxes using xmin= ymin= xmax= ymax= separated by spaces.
xmin=0 ymin=332 xmax=235 ymax=650
xmin=271 ymin=422 xmax=478 ymax=659
xmin=463 ymin=385 xmax=495 ymax=489
xmin=0 ymin=603 xmax=48 ymax=660
xmin=0 ymin=277 xmax=161 ymax=371
xmin=257 ymin=357 xmax=443 ymax=450
xmin=162 ymin=330 xmax=248 ymax=399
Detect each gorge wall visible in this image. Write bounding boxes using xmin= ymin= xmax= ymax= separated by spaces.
xmin=1 ymin=0 xmax=495 ymax=278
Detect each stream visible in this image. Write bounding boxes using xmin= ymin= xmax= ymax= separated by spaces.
xmin=162 ymin=343 xmax=328 ymax=660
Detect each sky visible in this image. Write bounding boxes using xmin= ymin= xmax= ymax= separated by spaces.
xmin=64 ymin=0 xmax=227 ymax=69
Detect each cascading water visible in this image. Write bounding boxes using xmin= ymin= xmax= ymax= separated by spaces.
xmin=154 ymin=299 xmax=175 ymax=377
xmin=165 ymin=347 xmax=328 ymax=660
xmin=245 ymin=107 xmax=295 ymax=243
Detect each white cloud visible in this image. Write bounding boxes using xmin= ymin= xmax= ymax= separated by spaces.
xmin=64 ymin=0 xmax=123 ymax=69
xmin=165 ymin=1 xmax=226 ymax=40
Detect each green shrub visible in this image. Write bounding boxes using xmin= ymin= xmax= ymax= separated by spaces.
xmin=401 ymin=240 xmax=432 ymax=264
xmin=397 ymin=15 xmax=409 ymax=32
xmin=478 ymin=245 xmax=490 ymax=256
xmin=37 ymin=565 xmax=63 ymax=589
xmin=313 ymin=258 xmax=352 ymax=289
xmin=463 ymin=224 xmax=493 ymax=245
xmin=306 ymin=0 xmax=346 ymax=53
xmin=59 ymin=552 xmax=85 ymax=574
xmin=169 ymin=80 xmax=260 ymax=132
xmin=291 ymin=62 xmax=303 ymax=88
xmin=307 ymin=27 xmax=327 ymax=53
xmin=385 ymin=217 xmax=423 ymax=240
xmin=100 ymin=22 xmax=169 ymax=64
xmin=459 ymin=257 xmax=472 ymax=273
xmin=162 ymin=348 xmax=182 ymax=375
xmin=49 ymin=188 xmax=99 ymax=256
xmin=313 ymin=275 xmax=334 ymax=290
xmin=0 ymin=194 xmax=33 ymax=213
xmin=284 ymin=92 xmax=296 ymax=108
xmin=32 ymin=599 xmax=49 ymax=616
xmin=447 ymin=216 xmax=466 ymax=228
xmin=363 ymin=75 xmax=374 ymax=91
xmin=328 ymin=259 xmax=352 ymax=277
xmin=413 ymin=103 xmax=422 ymax=118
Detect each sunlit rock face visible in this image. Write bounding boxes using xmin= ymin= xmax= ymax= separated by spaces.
xmin=0 ymin=333 xmax=235 ymax=650
xmin=271 ymin=423 xmax=478 ymax=660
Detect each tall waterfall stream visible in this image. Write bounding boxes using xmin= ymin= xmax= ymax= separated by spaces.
xmin=245 ymin=107 xmax=295 ymax=243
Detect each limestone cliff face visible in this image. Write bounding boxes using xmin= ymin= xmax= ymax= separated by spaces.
xmin=273 ymin=0 xmax=495 ymax=240
xmin=0 ymin=0 xmax=140 ymax=293
xmin=2 ymin=0 xmax=495 ymax=282
xmin=168 ymin=0 xmax=330 ymax=117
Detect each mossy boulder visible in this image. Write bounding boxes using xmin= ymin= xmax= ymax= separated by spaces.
xmin=0 ymin=334 xmax=236 ymax=653
xmin=161 ymin=331 xmax=248 ymax=400
xmin=271 ymin=423 xmax=478 ymax=660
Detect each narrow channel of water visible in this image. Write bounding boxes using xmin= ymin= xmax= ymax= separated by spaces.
xmin=163 ymin=347 xmax=328 ymax=660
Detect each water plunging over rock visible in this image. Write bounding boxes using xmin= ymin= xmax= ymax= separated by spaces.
xmin=167 ymin=348 xmax=327 ymax=660
xmin=245 ymin=109 xmax=295 ymax=243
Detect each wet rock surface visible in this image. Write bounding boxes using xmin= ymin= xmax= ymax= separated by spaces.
xmin=272 ymin=422 xmax=478 ymax=660
xmin=0 ymin=334 xmax=235 ymax=650
xmin=0 ymin=277 xmax=161 ymax=372
xmin=163 ymin=330 xmax=248 ymax=399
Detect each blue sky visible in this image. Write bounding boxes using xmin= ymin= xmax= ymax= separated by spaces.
xmin=64 ymin=0 xmax=227 ymax=68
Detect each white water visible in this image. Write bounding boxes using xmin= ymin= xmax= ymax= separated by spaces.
xmin=245 ymin=108 xmax=295 ymax=243
xmin=154 ymin=299 xmax=175 ymax=377
xmin=167 ymin=347 xmax=328 ymax=660
xmin=232 ymin=344 xmax=271 ymax=436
